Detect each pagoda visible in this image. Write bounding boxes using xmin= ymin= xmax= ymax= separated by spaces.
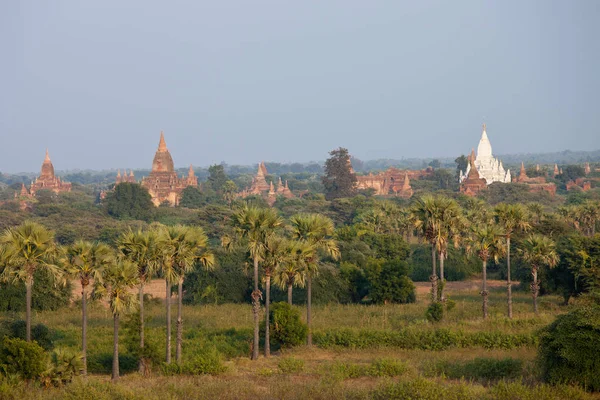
xmin=460 ymin=124 xmax=511 ymax=185
xmin=460 ymin=150 xmax=487 ymax=196
xmin=237 ymin=162 xmax=295 ymax=206
xmin=28 ymin=149 xmax=72 ymax=196
xmin=140 ymin=131 xmax=198 ymax=206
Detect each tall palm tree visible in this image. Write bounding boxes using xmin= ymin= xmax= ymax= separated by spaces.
xmin=93 ymin=259 xmax=139 ymax=382
xmin=0 ymin=221 xmax=60 ymax=342
xmin=411 ymin=196 xmax=439 ymax=302
xmin=63 ymin=241 xmax=113 ymax=375
xmin=261 ymin=235 xmax=289 ymax=357
xmin=526 ymin=202 xmax=545 ymax=225
xmin=117 ymin=228 xmax=160 ymax=372
xmin=224 ymin=205 xmax=282 ymax=360
xmin=289 ymin=214 xmax=339 ymax=346
xmin=519 ymin=234 xmax=559 ymax=314
xmin=494 ymin=203 xmax=531 ymax=318
xmin=466 ymin=224 xmax=505 ymax=319
xmin=433 ymin=198 xmax=463 ymax=302
xmin=274 ymin=240 xmax=312 ymax=304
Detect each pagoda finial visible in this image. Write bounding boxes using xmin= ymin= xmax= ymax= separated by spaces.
xmin=158 ymin=131 xmax=167 ymax=152
xmin=188 ymin=164 xmax=195 ymax=177
xmin=482 ymin=122 xmax=486 ymax=132
xmin=117 ymin=169 xmax=121 ymax=177
xmin=44 ymin=149 xmax=50 ymax=162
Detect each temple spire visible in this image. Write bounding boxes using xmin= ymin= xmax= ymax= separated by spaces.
xmin=158 ymin=131 xmax=167 ymax=152
xmin=44 ymin=149 xmax=51 ymax=162
xmin=188 ymin=164 xmax=195 ymax=178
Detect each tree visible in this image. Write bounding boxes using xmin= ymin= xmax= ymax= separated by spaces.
xmin=274 ymin=240 xmax=312 ymax=305
xmin=93 ymin=259 xmax=139 ymax=382
xmin=117 ymin=228 xmax=160 ymax=372
xmin=455 ymin=155 xmax=468 ymax=179
xmin=224 ymin=205 xmax=282 ymax=360
xmin=289 ymin=214 xmax=339 ymax=345
xmin=322 ymin=147 xmax=357 ymax=200
xmin=207 ymin=164 xmax=229 ymax=193
xmin=467 ymin=225 xmax=505 ymax=319
xmin=179 ymin=187 xmax=206 ymax=209
xmin=428 ymin=159 xmax=441 ymax=169
xmin=63 ymin=241 xmax=113 ymax=375
xmin=519 ymin=234 xmax=559 ymax=314
xmin=261 ymin=235 xmax=288 ymax=356
xmin=494 ymin=203 xmax=531 ymax=318
xmin=0 ymin=221 xmax=60 ymax=342
xmin=105 ymin=183 xmax=154 ymax=220
xmin=222 ymin=180 xmax=238 ymax=207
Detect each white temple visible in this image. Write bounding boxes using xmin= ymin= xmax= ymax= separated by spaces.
xmin=460 ymin=124 xmax=511 ymax=184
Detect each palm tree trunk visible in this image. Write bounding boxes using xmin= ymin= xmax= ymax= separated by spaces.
xmin=439 ymin=251 xmax=445 ymax=302
xmin=507 ymin=237 xmax=513 ymax=319
xmin=287 ymin=283 xmax=293 ymax=305
xmin=176 ymin=278 xmax=183 ymax=364
xmin=139 ymin=282 xmax=145 ymax=374
xmin=165 ymin=280 xmax=171 ymax=364
xmin=532 ymin=266 xmax=539 ymax=315
xmin=482 ymin=260 xmax=488 ymax=319
xmin=264 ymin=274 xmax=271 ymax=357
xmin=25 ymin=275 xmax=32 ymax=342
xmin=251 ymin=257 xmax=260 ymax=360
xmin=112 ymin=313 xmax=119 ymax=382
xmin=430 ymin=245 xmax=438 ymax=303
xmin=82 ymin=283 xmax=88 ymax=376
xmin=307 ymin=275 xmax=312 ymax=346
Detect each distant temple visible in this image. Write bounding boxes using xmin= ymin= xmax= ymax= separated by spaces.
xmin=356 ymin=167 xmax=419 ymax=198
xmin=20 ymin=150 xmax=72 ymax=197
xmin=566 ymin=178 xmax=592 ymax=192
xmin=460 ymin=124 xmax=511 ymax=185
xmin=514 ymin=162 xmax=556 ymax=196
xmin=459 ymin=151 xmax=487 ymax=196
xmin=238 ymin=162 xmax=294 ymax=206
xmin=115 ymin=169 xmax=136 ymax=184
xmin=139 ymin=131 xmax=198 ymax=206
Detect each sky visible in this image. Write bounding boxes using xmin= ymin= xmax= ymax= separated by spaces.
xmin=1 ymin=1 xmax=599 ymax=173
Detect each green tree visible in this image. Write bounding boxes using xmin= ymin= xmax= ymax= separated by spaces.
xmin=322 ymin=147 xmax=357 ymax=200
xmin=274 ymin=240 xmax=312 ymax=305
xmin=261 ymin=235 xmax=288 ymax=356
xmin=0 ymin=221 xmax=60 ymax=341
xmin=494 ymin=203 xmax=531 ymax=318
xmin=93 ymin=259 xmax=139 ymax=382
xmin=117 ymin=228 xmax=160 ymax=372
xmin=63 ymin=241 xmax=113 ymax=375
xmin=289 ymin=214 xmax=339 ymax=345
xmin=223 ymin=205 xmax=282 ymax=360
xmin=105 ymin=183 xmax=154 ymax=220
xmin=222 ymin=180 xmax=238 ymax=207
xmin=455 ymin=155 xmax=468 ymax=179
xmin=207 ymin=164 xmax=229 ymax=193
xmin=519 ymin=234 xmax=559 ymax=314
xmin=179 ymin=186 xmax=206 ymax=209
xmin=467 ymin=225 xmax=506 ymax=319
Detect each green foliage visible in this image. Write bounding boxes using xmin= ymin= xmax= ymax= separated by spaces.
xmin=0 ymin=269 xmax=72 ymax=312
xmin=206 ymin=164 xmax=229 ymax=193
xmin=424 ymin=357 xmax=523 ymax=382
xmin=426 ymin=302 xmax=444 ymax=322
xmin=122 ymin=312 xmax=161 ymax=366
xmin=269 ymin=302 xmax=307 ymax=347
xmin=105 ymin=183 xmax=154 ymax=221
xmin=368 ymin=260 xmax=416 ymax=304
xmin=0 ymin=337 xmax=48 ymax=380
xmin=160 ymin=347 xmax=226 ymax=376
xmin=372 ymin=377 xmax=481 ymax=400
xmin=538 ymin=304 xmax=600 ymax=391
xmin=7 ymin=320 xmax=53 ymax=350
xmin=179 ymin=186 xmax=212 ymax=209
xmin=277 ymin=357 xmax=304 ymax=373
xmin=42 ymin=348 xmax=83 ymax=387
xmin=322 ymin=147 xmax=357 ymax=200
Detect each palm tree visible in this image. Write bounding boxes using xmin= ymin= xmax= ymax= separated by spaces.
xmin=526 ymin=202 xmax=545 ymax=225
xmin=289 ymin=214 xmax=339 ymax=346
xmin=274 ymin=240 xmax=312 ymax=305
xmin=466 ymin=224 xmax=505 ymax=319
xmin=494 ymin=203 xmax=531 ymax=318
xmin=261 ymin=235 xmax=289 ymax=357
xmin=63 ymin=241 xmax=113 ymax=375
xmin=411 ymin=196 xmax=439 ymax=302
xmin=519 ymin=234 xmax=559 ymax=314
xmin=93 ymin=259 xmax=139 ymax=382
xmin=224 ymin=205 xmax=282 ymax=360
xmin=433 ymin=198 xmax=463 ymax=302
xmin=117 ymin=228 xmax=160 ymax=372
xmin=0 ymin=221 xmax=60 ymax=342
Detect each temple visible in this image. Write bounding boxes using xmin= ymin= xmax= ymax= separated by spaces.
xmin=460 ymin=124 xmax=511 ymax=185
xmin=115 ymin=169 xmax=136 ymax=184
xmin=237 ymin=162 xmax=295 ymax=206
xmin=356 ymin=167 xmax=418 ymax=198
xmin=140 ymin=131 xmax=198 ymax=206
xmin=513 ymin=162 xmax=556 ymax=196
xmin=23 ymin=150 xmax=72 ymax=196
xmin=459 ymin=151 xmax=487 ymax=196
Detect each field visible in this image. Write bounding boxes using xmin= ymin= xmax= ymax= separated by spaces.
xmin=1 ymin=281 xmax=598 ymax=400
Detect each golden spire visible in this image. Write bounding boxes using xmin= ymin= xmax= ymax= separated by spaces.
xmin=188 ymin=164 xmax=195 ymax=178
xmin=158 ymin=131 xmax=167 ymax=152
xmin=44 ymin=149 xmax=51 ymax=162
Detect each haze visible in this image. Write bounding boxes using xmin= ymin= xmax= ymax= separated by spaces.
xmin=1 ymin=1 xmax=599 ymax=173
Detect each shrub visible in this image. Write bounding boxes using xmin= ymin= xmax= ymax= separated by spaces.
xmin=426 ymin=302 xmax=444 ymax=322
xmin=160 ymin=347 xmax=226 ymax=376
xmin=278 ymin=357 xmax=304 ymax=373
xmin=0 ymin=337 xmax=48 ymax=380
xmin=538 ymin=304 xmax=600 ymax=391
xmin=269 ymin=302 xmax=307 ymax=347
xmin=41 ymin=348 xmax=83 ymax=387
xmin=425 ymin=357 xmax=523 ymax=382
xmin=7 ymin=320 xmax=53 ymax=350
xmin=367 ymin=358 xmax=409 ymax=377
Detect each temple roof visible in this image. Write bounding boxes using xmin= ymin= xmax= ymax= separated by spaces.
xmin=151 ymin=131 xmax=175 ymax=173
xmin=476 ymin=124 xmax=493 ymax=159
xmin=40 ymin=149 xmax=55 ymax=179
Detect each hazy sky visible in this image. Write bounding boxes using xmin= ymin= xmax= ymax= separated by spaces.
xmin=2 ymin=1 xmax=599 ymax=173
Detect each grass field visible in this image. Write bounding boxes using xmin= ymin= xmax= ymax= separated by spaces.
xmin=1 ymin=281 xmax=598 ymax=399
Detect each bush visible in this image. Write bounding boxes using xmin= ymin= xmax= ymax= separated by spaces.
xmin=269 ymin=302 xmax=307 ymax=348
xmin=367 ymin=358 xmax=409 ymax=377
xmin=41 ymin=348 xmax=83 ymax=387
xmin=160 ymin=347 xmax=226 ymax=376
xmin=425 ymin=357 xmax=523 ymax=382
xmin=0 ymin=337 xmax=48 ymax=380
xmin=278 ymin=357 xmax=304 ymax=373
xmin=7 ymin=321 xmax=53 ymax=350
xmin=426 ymin=302 xmax=444 ymax=322
xmin=538 ymin=304 xmax=600 ymax=391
